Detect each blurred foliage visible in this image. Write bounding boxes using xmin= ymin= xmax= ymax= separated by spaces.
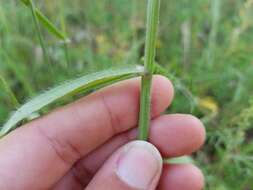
xmin=0 ymin=0 xmax=253 ymax=189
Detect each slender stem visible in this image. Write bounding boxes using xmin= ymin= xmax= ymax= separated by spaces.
xmin=60 ymin=0 xmax=70 ymax=68
xmin=0 ymin=75 xmax=19 ymax=107
xmin=63 ymin=42 xmax=70 ymax=68
xmin=207 ymin=0 xmax=220 ymax=66
xmin=138 ymin=0 xmax=160 ymax=140
xmin=29 ymin=0 xmax=50 ymax=66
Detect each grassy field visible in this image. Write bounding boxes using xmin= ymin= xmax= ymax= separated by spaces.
xmin=1 ymin=0 xmax=253 ymax=189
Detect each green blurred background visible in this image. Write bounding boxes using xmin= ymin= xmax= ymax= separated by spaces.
xmin=0 ymin=0 xmax=253 ymax=189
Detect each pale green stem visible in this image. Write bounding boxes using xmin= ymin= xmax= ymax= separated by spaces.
xmin=63 ymin=42 xmax=70 ymax=69
xmin=207 ymin=0 xmax=221 ymax=66
xmin=138 ymin=0 xmax=160 ymax=140
xmin=60 ymin=0 xmax=70 ymax=68
xmin=0 ymin=75 xmax=19 ymax=107
xmin=29 ymin=0 xmax=50 ymax=66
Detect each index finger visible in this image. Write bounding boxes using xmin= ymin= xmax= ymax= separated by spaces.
xmin=0 ymin=75 xmax=173 ymax=190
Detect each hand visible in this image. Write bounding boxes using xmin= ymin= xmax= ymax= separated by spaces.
xmin=0 ymin=75 xmax=205 ymax=190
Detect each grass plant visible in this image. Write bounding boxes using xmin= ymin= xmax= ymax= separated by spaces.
xmin=0 ymin=0 xmax=253 ymax=189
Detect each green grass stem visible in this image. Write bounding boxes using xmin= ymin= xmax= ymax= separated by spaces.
xmin=29 ymin=0 xmax=51 ymax=66
xmin=138 ymin=0 xmax=160 ymax=140
xmin=0 ymin=75 xmax=19 ymax=107
xmin=60 ymin=2 xmax=70 ymax=68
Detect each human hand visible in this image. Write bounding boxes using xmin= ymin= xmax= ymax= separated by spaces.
xmin=0 ymin=75 xmax=205 ymax=190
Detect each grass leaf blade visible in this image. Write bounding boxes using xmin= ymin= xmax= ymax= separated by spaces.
xmin=0 ymin=65 xmax=145 ymax=137
xmin=20 ymin=0 xmax=31 ymax=6
xmin=35 ymin=8 xmax=67 ymax=41
xmin=20 ymin=0 xmax=67 ymax=41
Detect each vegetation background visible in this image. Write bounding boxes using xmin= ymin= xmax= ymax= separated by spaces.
xmin=0 ymin=0 xmax=253 ymax=189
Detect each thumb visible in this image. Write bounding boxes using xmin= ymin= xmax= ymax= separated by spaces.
xmin=86 ymin=141 xmax=163 ymax=190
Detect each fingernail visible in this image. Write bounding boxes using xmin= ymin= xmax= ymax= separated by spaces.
xmin=116 ymin=141 xmax=162 ymax=189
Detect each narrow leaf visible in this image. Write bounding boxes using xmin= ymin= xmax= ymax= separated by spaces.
xmin=35 ymin=8 xmax=67 ymax=41
xmin=21 ymin=0 xmax=31 ymax=6
xmin=20 ymin=0 xmax=67 ymax=41
xmin=0 ymin=65 xmax=145 ymax=137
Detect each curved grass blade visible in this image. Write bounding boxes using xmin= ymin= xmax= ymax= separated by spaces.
xmin=35 ymin=8 xmax=68 ymax=41
xmin=21 ymin=0 xmax=30 ymax=6
xmin=0 ymin=65 xmax=145 ymax=137
xmin=20 ymin=0 xmax=68 ymax=41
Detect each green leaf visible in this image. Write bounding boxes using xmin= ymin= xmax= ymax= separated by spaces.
xmin=0 ymin=65 xmax=145 ymax=137
xmin=21 ymin=0 xmax=31 ymax=6
xmin=20 ymin=0 xmax=67 ymax=41
xmin=35 ymin=8 xmax=68 ymax=41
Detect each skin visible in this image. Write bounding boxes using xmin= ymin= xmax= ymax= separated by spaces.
xmin=0 ymin=75 xmax=205 ymax=190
